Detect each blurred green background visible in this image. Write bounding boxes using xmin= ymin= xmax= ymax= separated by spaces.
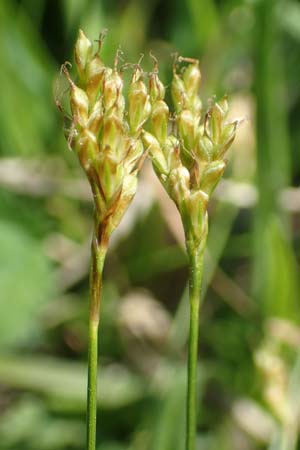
xmin=0 ymin=0 xmax=300 ymax=449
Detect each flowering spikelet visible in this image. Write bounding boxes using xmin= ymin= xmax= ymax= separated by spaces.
xmin=61 ymin=30 xmax=150 ymax=240
xmin=143 ymin=57 xmax=241 ymax=252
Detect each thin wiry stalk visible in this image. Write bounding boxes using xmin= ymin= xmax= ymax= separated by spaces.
xmin=87 ymin=226 xmax=107 ymax=450
xmin=186 ymin=250 xmax=203 ymax=450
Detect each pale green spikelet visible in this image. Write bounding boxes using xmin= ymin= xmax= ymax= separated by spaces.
xmin=61 ymin=30 xmax=149 ymax=240
xmin=143 ymin=57 xmax=241 ymax=254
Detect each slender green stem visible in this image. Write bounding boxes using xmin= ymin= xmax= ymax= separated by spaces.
xmin=87 ymin=227 xmax=107 ymax=450
xmin=87 ymin=319 xmax=99 ymax=450
xmin=186 ymin=250 xmax=204 ymax=450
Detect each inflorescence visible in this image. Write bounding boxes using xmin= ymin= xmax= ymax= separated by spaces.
xmin=59 ymin=30 xmax=241 ymax=249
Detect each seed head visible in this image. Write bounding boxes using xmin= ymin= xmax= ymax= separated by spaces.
xmin=59 ymin=30 xmax=149 ymax=240
xmin=143 ymin=57 xmax=241 ymax=252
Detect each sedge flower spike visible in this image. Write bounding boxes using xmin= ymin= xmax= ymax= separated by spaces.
xmin=64 ymin=30 xmax=149 ymax=244
xmin=58 ymin=30 xmax=150 ymax=450
xmin=143 ymin=57 xmax=241 ymax=450
xmin=144 ymin=58 xmax=240 ymax=255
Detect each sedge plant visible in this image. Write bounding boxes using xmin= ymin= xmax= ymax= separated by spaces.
xmin=142 ymin=58 xmax=240 ymax=450
xmin=59 ymin=29 xmax=240 ymax=450
xmin=59 ymin=30 xmax=150 ymax=450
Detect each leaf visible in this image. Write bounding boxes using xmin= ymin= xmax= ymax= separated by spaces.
xmin=0 ymin=0 xmax=56 ymax=156
xmin=260 ymin=217 xmax=300 ymax=321
xmin=0 ymin=397 xmax=85 ymax=450
xmin=0 ymin=355 xmax=146 ymax=411
xmin=278 ymin=1 xmax=300 ymax=42
xmin=150 ymin=365 xmax=186 ymax=450
xmin=97 ymin=444 xmax=128 ymax=450
xmin=0 ymin=220 xmax=53 ymax=348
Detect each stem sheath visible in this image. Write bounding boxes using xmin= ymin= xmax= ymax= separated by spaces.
xmin=186 ymin=250 xmax=204 ymax=450
xmin=87 ymin=229 xmax=107 ymax=450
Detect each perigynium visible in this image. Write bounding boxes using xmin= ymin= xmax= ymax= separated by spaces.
xmin=59 ymin=30 xmax=150 ymax=450
xmin=143 ymin=57 xmax=241 ymax=450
